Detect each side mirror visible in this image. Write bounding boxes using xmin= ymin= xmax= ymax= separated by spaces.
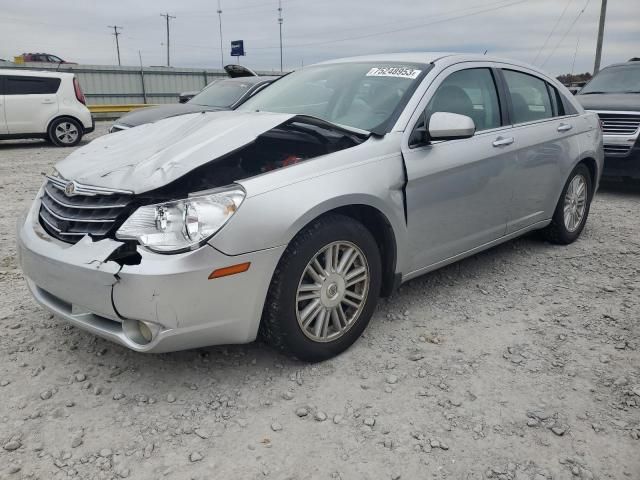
xmin=428 ymin=112 xmax=476 ymax=141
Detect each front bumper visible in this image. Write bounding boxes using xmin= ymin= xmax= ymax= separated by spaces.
xmin=84 ymin=116 xmax=95 ymax=134
xmin=602 ymin=137 xmax=640 ymax=179
xmin=16 ymin=198 xmax=285 ymax=353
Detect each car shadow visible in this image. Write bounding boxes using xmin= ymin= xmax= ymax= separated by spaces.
xmin=71 ymin=232 xmax=550 ymax=378
xmin=598 ymin=179 xmax=640 ymax=196
xmin=0 ymin=138 xmax=92 ymax=150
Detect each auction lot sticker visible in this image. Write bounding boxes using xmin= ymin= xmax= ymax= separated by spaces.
xmin=366 ymin=67 xmax=422 ymax=79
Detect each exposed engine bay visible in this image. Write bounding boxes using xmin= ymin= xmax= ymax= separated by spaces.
xmin=146 ymin=116 xmax=369 ymax=199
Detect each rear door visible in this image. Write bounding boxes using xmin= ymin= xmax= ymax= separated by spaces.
xmin=0 ymin=76 xmax=7 ymax=134
xmin=5 ymin=75 xmax=60 ymax=134
xmin=498 ymin=68 xmax=583 ymax=232
xmin=401 ymin=65 xmax=516 ymax=272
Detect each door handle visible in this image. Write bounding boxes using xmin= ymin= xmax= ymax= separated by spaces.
xmin=492 ymin=136 xmax=514 ymax=147
xmin=557 ymin=123 xmax=573 ymax=132
xmin=42 ymin=99 xmax=55 ymax=104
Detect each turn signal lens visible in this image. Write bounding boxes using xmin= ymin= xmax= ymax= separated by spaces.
xmin=208 ymin=262 xmax=251 ymax=279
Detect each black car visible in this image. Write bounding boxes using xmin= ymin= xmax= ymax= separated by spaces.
xmin=575 ymin=59 xmax=640 ymax=179
xmin=110 ymin=65 xmax=277 ymax=133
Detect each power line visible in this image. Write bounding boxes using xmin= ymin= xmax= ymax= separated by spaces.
xmin=540 ymin=0 xmax=591 ymax=68
xmin=160 ymin=12 xmax=176 ymax=67
xmin=532 ymin=0 xmax=573 ymax=65
xmin=107 ymin=25 xmax=122 ymax=66
xmin=249 ymin=0 xmax=528 ymax=51
xmin=152 ymin=0 xmax=528 ymax=55
xmin=178 ymin=0 xmax=297 ymax=16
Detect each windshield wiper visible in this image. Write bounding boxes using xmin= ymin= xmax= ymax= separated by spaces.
xmin=291 ymin=114 xmax=372 ymax=140
xmin=579 ymin=91 xmax=608 ymax=95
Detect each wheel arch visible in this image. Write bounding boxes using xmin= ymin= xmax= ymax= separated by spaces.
xmin=578 ymin=156 xmax=598 ymax=198
xmin=46 ymin=114 xmax=84 ymax=135
xmin=280 ymin=198 xmax=401 ymax=298
xmin=322 ymin=204 xmax=399 ymax=297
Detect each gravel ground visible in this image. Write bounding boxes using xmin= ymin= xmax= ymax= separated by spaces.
xmin=0 ymin=123 xmax=639 ymax=480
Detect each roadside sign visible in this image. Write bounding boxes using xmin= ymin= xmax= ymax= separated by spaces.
xmin=231 ymin=40 xmax=245 ymax=57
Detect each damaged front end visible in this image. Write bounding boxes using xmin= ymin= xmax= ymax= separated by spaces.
xmin=39 ymin=114 xmax=368 ymax=262
xmin=18 ymin=199 xmax=287 ymax=352
xmin=19 ymin=112 xmax=364 ymax=352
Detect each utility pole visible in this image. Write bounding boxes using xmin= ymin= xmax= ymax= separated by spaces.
xmin=217 ymin=0 xmax=224 ymax=69
xmin=160 ymin=12 xmax=176 ymax=67
xmin=278 ymin=0 xmax=283 ymax=72
xmin=593 ymin=0 xmax=607 ymax=74
xmin=108 ymin=25 xmax=122 ymax=66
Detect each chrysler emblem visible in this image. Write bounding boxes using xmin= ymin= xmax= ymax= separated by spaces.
xmin=64 ymin=181 xmax=77 ymax=197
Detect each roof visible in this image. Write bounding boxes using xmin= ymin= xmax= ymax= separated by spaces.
xmin=312 ymin=52 xmax=557 ymax=80
xmin=0 ymin=68 xmax=74 ymax=78
xmin=313 ymin=52 xmax=547 ymax=69
xmin=316 ymin=52 xmax=455 ymax=65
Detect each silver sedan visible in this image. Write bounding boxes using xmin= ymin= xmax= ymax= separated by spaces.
xmin=17 ymin=53 xmax=603 ymax=361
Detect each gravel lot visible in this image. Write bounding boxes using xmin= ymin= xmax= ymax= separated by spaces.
xmin=1 ymin=123 xmax=639 ymax=480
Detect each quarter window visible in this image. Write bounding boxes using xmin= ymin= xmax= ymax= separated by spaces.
xmin=6 ymin=76 xmax=61 ymax=95
xmin=503 ymin=70 xmax=553 ymax=124
xmin=425 ymin=68 xmax=502 ymax=132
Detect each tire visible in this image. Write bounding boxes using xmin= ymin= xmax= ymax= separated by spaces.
xmin=541 ymin=163 xmax=593 ymax=244
xmin=260 ymin=214 xmax=382 ymax=362
xmin=48 ymin=117 xmax=83 ymax=147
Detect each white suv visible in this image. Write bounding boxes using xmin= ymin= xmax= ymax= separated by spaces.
xmin=0 ymin=69 xmax=94 ymax=146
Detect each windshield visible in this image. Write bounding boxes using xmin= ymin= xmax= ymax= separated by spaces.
xmin=238 ymin=62 xmax=428 ymax=132
xmin=188 ymin=80 xmax=253 ymax=107
xmin=579 ymin=64 xmax=640 ymax=94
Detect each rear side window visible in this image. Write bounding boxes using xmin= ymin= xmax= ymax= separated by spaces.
xmin=426 ymin=68 xmax=502 ymax=131
xmin=503 ymin=70 xmax=553 ymax=124
xmin=6 ymin=76 xmax=61 ymax=95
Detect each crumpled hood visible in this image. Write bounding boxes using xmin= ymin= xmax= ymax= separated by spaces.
xmin=115 ymin=103 xmax=225 ymax=128
xmin=56 ymin=110 xmax=296 ymax=194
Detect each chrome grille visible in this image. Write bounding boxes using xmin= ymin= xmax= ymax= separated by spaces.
xmin=38 ymin=177 xmax=133 ymax=244
xmin=597 ymin=113 xmax=640 ymax=135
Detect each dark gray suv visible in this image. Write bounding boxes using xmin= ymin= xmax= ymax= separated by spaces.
xmin=576 ymin=59 xmax=640 ymax=179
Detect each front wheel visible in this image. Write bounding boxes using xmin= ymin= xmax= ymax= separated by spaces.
xmin=541 ymin=163 xmax=593 ymax=244
xmin=48 ymin=117 xmax=83 ymax=147
xmin=260 ymin=214 xmax=382 ymax=362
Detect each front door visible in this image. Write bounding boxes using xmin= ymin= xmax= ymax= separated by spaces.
xmin=402 ymin=66 xmax=516 ymax=273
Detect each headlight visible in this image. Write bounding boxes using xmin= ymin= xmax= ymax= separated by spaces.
xmin=116 ymin=186 xmax=245 ymax=253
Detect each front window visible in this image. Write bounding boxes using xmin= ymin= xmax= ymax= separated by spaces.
xmin=579 ymin=64 xmax=640 ymax=95
xmin=238 ymin=62 xmax=428 ymax=132
xmin=426 ymin=68 xmax=501 ymax=131
xmin=188 ymin=80 xmax=254 ymax=108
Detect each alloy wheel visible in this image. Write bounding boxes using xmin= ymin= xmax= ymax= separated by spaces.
xmin=295 ymin=241 xmax=370 ymax=343
xmin=563 ymin=174 xmax=587 ymax=232
xmin=55 ymin=122 xmax=79 ymax=145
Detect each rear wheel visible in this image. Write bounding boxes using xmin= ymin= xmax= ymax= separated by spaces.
xmin=541 ymin=163 xmax=592 ymax=244
xmin=260 ymin=214 xmax=382 ymax=362
xmin=48 ymin=117 xmax=83 ymax=147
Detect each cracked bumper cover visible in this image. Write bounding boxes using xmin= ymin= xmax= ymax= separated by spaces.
xmin=16 ymin=201 xmax=285 ymax=353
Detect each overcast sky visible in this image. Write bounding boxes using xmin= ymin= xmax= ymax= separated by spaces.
xmin=1 ymin=0 xmax=638 ymax=75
